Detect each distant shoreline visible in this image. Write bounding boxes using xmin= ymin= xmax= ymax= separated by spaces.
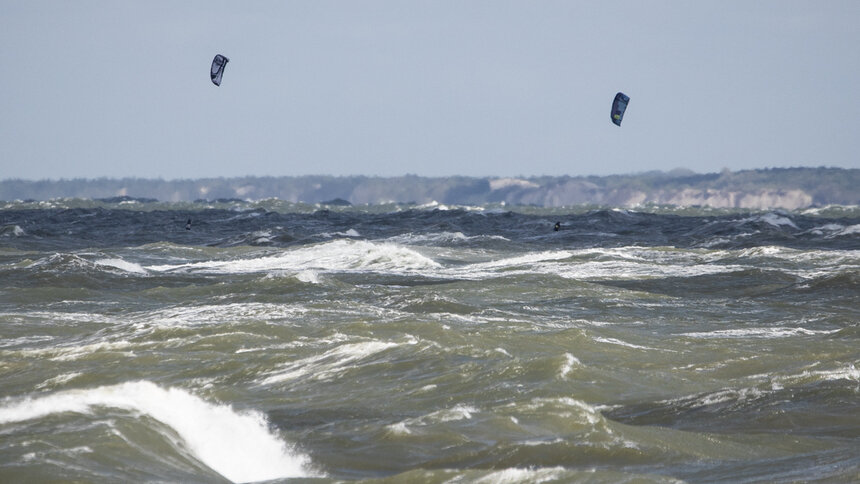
xmin=2 ymin=167 xmax=857 ymax=210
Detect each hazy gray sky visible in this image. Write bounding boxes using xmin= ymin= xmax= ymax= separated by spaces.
xmin=2 ymin=1 xmax=858 ymax=180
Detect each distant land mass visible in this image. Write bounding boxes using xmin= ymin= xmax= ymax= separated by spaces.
xmin=1 ymin=167 xmax=857 ymax=210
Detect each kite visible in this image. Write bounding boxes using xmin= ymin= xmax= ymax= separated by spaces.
xmin=210 ymin=54 xmax=229 ymax=86
xmin=611 ymin=92 xmax=629 ymax=126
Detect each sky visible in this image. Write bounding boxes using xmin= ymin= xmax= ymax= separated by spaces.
xmin=1 ymin=1 xmax=859 ymax=180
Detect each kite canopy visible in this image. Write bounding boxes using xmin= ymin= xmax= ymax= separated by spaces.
xmin=611 ymin=92 xmax=629 ymax=126
xmin=210 ymin=54 xmax=229 ymax=86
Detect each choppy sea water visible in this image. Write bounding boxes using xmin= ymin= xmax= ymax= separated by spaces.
xmin=0 ymin=199 xmax=858 ymax=483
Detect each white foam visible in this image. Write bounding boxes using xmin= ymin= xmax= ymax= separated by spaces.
xmin=792 ymin=363 xmax=859 ymax=383
xmin=0 ymin=381 xmax=316 ymax=482
xmin=0 ymin=224 xmax=25 ymax=237
xmin=95 ymin=258 xmax=148 ymax=274
xmin=730 ymin=246 xmax=858 ymax=278
xmin=424 ymin=404 xmax=478 ymax=423
xmin=417 ymin=201 xmax=450 ymax=210
xmin=447 ymin=247 xmax=749 ymax=282
xmin=593 ymin=337 xmax=660 ymax=351
xmin=36 ymin=372 xmax=83 ymax=390
xmin=384 ymin=421 xmax=412 ymax=436
xmin=472 ymin=466 xmax=567 ymax=484
xmin=139 ymin=241 xmax=857 ymax=285
xmin=318 ymin=228 xmax=361 ymax=238
xmin=387 ymin=404 xmax=479 ymax=436
xmin=681 ymin=327 xmax=839 ymax=339
xmin=494 ymin=347 xmax=512 ymax=357
xmin=147 ymin=240 xmax=440 ymax=275
xmin=247 ymin=230 xmax=273 ymax=244
xmin=295 ymin=270 xmax=321 ymax=284
xmin=737 ymin=246 xmax=787 ymax=258
xmin=131 ymin=302 xmax=310 ymax=328
xmin=12 ymin=339 xmax=137 ymax=362
xmin=743 ymin=213 xmax=798 ymax=229
xmin=836 ymin=224 xmax=860 ymax=236
xmin=259 ymin=340 xmax=401 ymax=386
xmin=807 ymin=223 xmax=845 ymax=235
xmin=387 ymin=231 xmax=509 ymax=245
xmin=521 ymin=397 xmax=603 ymax=426
xmin=0 ymin=335 xmax=55 ymax=348
xmin=558 ymin=353 xmax=581 ymax=379
xmin=660 ymin=387 xmax=766 ymax=410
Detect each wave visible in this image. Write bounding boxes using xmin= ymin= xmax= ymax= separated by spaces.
xmin=1 ymin=254 xmax=152 ymax=290
xmin=386 ymin=231 xmax=510 ymax=246
xmin=2 ymin=204 xmax=857 ymax=258
xmin=833 ymin=224 xmax=860 ymax=237
xmin=787 ymin=271 xmax=860 ymax=298
xmin=320 ymin=228 xmax=361 ymax=238
xmin=147 ymin=239 xmax=441 ymax=275
xmin=605 ymin=362 xmax=859 ymax=435
xmin=449 ymin=247 xmax=751 ymax=283
xmin=680 ymin=327 xmax=840 ymax=339
xmin=739 ymin=212 xmax=799 ymax=229
xmin=0 ymin=381 xmax=317 ymax=482
xmin=0 ymin=224 xmax=25 ymax=237
xmin=9 ymin=242 xmax=855 ymax=294
xmin=94 ymin=257 xmax=147 ymax=274
xmin=25 ymin=253 xmax=147 ymax=275
xmin=138 ymin=243 xmax=812 ymax=284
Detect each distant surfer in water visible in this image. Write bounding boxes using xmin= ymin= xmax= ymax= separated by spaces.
xmin=185 ymin=218 xmax=192 ymax=230
xmin=554 ymin=222 xmax=561 ymax=231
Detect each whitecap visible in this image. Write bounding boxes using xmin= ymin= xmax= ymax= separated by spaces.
xmin=248 ymin=230 xmax=273 ymax=244
xmin=319 ymin=228 xmax=361 ymax=238
xmin=0 ymin=224 xmax=25 ymax=237
xmin=295 ymin=270 xmax=321 ymax=284
xmin=835 ymin=224 xmax=860 ymax=236
xmin=387 ymin=231 xmax=509 ymax=245
xmin=424 ymin=404 xmax=478 ymax=423
xmin=472 ymin=466 xmax=567 ymax=484
xmin=558 ymin=353 xmax=581 ymax=379
xmin=95 ymin=258 xmax=148 ymax=274
xmin=384 ymin=422 xmax=412 ymax=436
xmin=147 ymin=240 xmax=440 ymax=275
xmin=0 ymin=381 xmax=317 ymax=482
xmin=807 ymin=223 xmax=845 ymax=235
xmin=741 ymin=213 xmax=799 ymax=229
xmin=520 ymin=397 xmax=603 ymax=426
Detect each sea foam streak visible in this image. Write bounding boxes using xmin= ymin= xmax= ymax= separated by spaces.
xmin=260 ymin=340 xmax=402 ymax=386
xmin=0 ymin=381 xmax=316 ymax=482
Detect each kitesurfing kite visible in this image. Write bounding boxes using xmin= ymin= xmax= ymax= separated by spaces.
xmin=611 ymin=92 xmax=629 ymax=126
xmin=210 ymin=54 xmax=229 ymax=86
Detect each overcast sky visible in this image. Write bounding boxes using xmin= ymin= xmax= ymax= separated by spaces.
xmin=2 ymin=1 xmax=858 ymax=180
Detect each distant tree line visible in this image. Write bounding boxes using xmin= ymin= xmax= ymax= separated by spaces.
xmin=1 ymin=167 xmax=856 ymax=209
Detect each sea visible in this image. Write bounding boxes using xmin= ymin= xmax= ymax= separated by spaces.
xmin=0 ymin=198 xmax=858 ymax=483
